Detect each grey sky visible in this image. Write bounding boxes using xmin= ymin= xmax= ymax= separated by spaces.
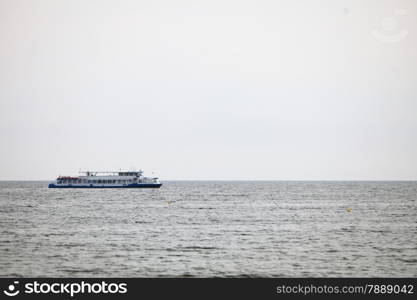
xmin=0 ymin=0 xmax=416 ymax=180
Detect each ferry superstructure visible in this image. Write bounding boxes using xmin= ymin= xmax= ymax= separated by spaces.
xmin=48 ymin=170 xmax=162 ymax=188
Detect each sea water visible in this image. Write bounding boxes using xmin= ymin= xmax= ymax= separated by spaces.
xmin=0 ymin=181 xmax=416 ymax=277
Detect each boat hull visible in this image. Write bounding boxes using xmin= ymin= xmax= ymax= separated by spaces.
xmin=48 ymin=183 xmax=162 ymax=189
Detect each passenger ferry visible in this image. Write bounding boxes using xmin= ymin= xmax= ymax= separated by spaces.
xmin=48 ymin=170 xmax=162 ymax=188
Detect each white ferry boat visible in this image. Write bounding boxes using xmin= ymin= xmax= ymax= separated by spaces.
xmin=48 ymin=170 xmax=162 ymax=188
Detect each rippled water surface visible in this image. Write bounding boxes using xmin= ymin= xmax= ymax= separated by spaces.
xmin=0 ymin=181 xmax=416 ymax=277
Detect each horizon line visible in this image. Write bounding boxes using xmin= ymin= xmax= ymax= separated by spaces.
xmin=1 ymin=179 xmax=417 ymax=182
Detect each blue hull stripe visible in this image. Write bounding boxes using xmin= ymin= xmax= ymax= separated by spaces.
xmin=48 ymin=183 xmax=162 ymax=189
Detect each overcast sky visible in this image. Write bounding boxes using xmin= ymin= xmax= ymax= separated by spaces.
xmin=0 ymin=0 xmax=416 ymax=180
